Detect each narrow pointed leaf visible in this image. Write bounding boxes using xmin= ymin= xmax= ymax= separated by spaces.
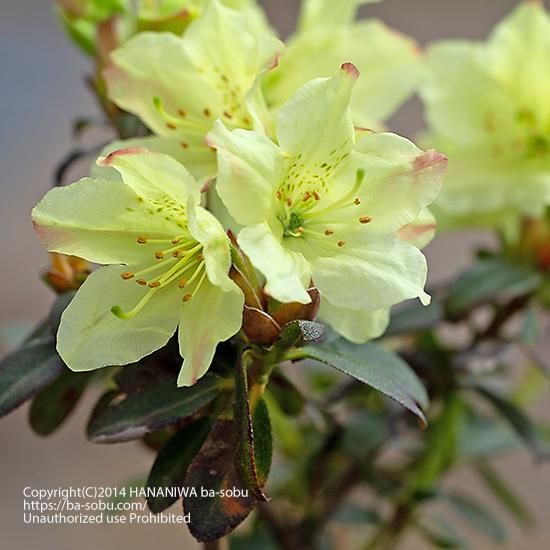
xmin=146 ymin=418 xmax=212 ymax=513
xmin=443 ymin=491 xmax=507 ymax=543
xmin=475 ymin=462 xmax=534 ymax=528
xmin=301 ymin=340 xmax=429 ymax=424
xmin=87 ymin=374 xmax=223 ymax=443
xmin=447 ymin=259 xmax=541 ymax=316
xmin=0 ymin=338 xmax=64 ymax=418
xmin=29 ymin=370 xmax=93 ymax=435
xmin=474 ymin=385 xmax=549 ymax=460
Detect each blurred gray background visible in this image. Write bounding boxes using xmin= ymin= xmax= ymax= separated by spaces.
xmin=1 ymin=0 xmax=549 ymax=548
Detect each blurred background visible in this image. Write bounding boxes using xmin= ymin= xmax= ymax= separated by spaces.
xmin=0 ymin=0 xmax=548 ymax=548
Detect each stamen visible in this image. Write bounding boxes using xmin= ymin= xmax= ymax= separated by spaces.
xmin=324 ymin=229 xmax=334 ymax=236
xmin=148 ymin=281 xmax=161 ymax=288
xmin=179 ymin=279 xmax=187 ymax=289
xmin=302 ymin=169 xmax=365 ymax=221
xmin=182 ymin=294 xmax=192 ymax=302
xmin=155 ymin=251 xmax=165 ymax=259
xmin=153 ymin=97 xmax=206 ymax=132
xmin=359 ymin=216 xmax=372 ymax=224
xmin=121 ymin=272 xmax=134 ymax=280
xmin=338 ymin=240 xmax=346 ymax=247
xmin=136 ymin=279 xmax=147 ymax=286
xmin=137 ymin=236 xmax=148 ymax=244
xmin=354 ymin=198 xmax=361 ymax=206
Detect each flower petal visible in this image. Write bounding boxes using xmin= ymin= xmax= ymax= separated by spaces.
xmin=312 ymin=234 xmax=430 ymax=311
xmin=267 ymin=20 xmax=420 ymax=128
xmin=97 ymin=148 xmax=200 ymax=207
xmin=276 ymin=64 xmax=358 ymax=164
xmin=32 ymin=177 xmax=178 ymax=265
xmin=298 ymin=0 xmax=380 ymax=31
xmin=207 ymin=120 xmax=283 ymax=226
xmin=92 ymin=135 xmax=215 ymax=184
xmin=238 ymin=223 xmax=312 ymax=304
xmin=58 ymin=265 xmax=179 ymax=371
xmin=398 ymin=207 xmax=437 ymax=250
xmin=187 ymin=198 xmax=234 ymax=291
xmin=178 ymin=279 xmax=244 ymax=386
xmin=348 ymin=133 xmax=447 ymax=234
xmin=319 ymin=300 xmax=390 ymax=344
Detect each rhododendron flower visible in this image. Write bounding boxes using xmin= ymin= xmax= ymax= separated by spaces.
xmin=421 ymin=2 xmax=550 ymax=230
xmin=32 ymin=150 xmax=244 ymax=386
xmin=264 ymin=0 xmax=421 ymax=129
xmin=208 ymin=65 xmax=447 ymax=342
xmin=104 ymin=0 xmax=282 ymax=181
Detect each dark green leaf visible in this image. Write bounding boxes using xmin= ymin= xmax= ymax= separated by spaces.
xmin=386 ymin=300 xmax=443 ymax=336
xmin=146 ymin=418 xmax=212 ymax=513
xmin=447 ymin=258 xmax=541 ymax=316
xmin=29 ymin=370 xmax=93 ymax=435
xmin=87 ymin=374 xmax=223 ymax=443
xmin=414 ymin=395 xmax=463 ymax=490
xmin=301 ymin=340 xmax=429 ymax=424
xmin=183 ymin=419 xmax=258 ymax=542
xmin=418 ymin=517 xmax=470 ymax=549
xmin=0 ymin=338 xmax=64 ymax=418
xmin=276 ymin=320 xmax=325 ymax=351
xmin=474 ymin=385 xmax=549 ymax=460
xmin=339 ymin=411 xmax=388 ymax=460
xmin=234 ymin=356 xmax=270 ymax=500
xmin=251 ymin=398 xmax=272 ymax=487
xmin=443 ymin=491 xmax=507 ymax=543
xmin=459 ymin=414 xmax=520 ymax=460
xmin=268 ymin=371 xmax=305 ymax=416
xmin=475 ymin=462 xmax=534 ymax=528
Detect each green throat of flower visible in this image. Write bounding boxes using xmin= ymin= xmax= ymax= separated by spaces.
xmin=111 ymin=234 xmax=207 ymax=320
xmin=277 ymin=168 xmax=372 ymax=249
xmin=153 ymin=83 xmax=253 ymax=148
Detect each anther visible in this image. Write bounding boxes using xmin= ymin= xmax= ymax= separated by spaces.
xmin=286 ymin=198 xmax=292 ymax=207
xmin=178 ymin=109 xmax=187 ymax=117
xmin=324 ymin=229 xmax=334 ymax=236
xmin=197 ymin=254 xmax=204 ymax=262
xmin=359 ymin=216 xmax=372 ymax=224
xmin=182 ymin=294 xmax=192 ymax=302
xmin=136 ymin=279 xmax=147 ymax=286
xmin=313 ymin=192 xmax=321 ymax=201
xmin=354 ymin=198 xmax=361 ymax=206
xmin=276 ymin=191 xmax=282 ymax=200
xmin=155 ymin=251 xmax=165 ymax=259
xmin=223 ymin=110 xmax=233 ymax=119
xmin=137 ymin=236 xmax=148 ymax=244
xmin=171 ymin=238 xmax=181 ymax=244
xmin=338 ymin=240 xmax=346 ymax=247
xmin=173 ymin=250 xmax=185 ymax=258
xmin=148 ymin=281 xmax=161 ymax=288
xmin=303 ymin=191 xmax=311 ymax=202
xmin=203 ymin=108 xmax=211 ymax=117
xmin=121 ymin=272 xmax=134 ymax=280
xmin=178 ymin=279 xmax=187 ymax=289
xmin=181 ymin=142 xmax=189 ymax=149
xmin=166 ymin=123 xmax=177 ymax=130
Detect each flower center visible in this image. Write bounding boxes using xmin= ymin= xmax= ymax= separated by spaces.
xmin=277 ymin=168 xmax=372 ymax=250
xmin=486 ymin=108 xmax=550 ymax=158
xmin=153 ymin=67 xmax=253 ymax=148
xmin=111 ymin=234 xmax=207 ymax=320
